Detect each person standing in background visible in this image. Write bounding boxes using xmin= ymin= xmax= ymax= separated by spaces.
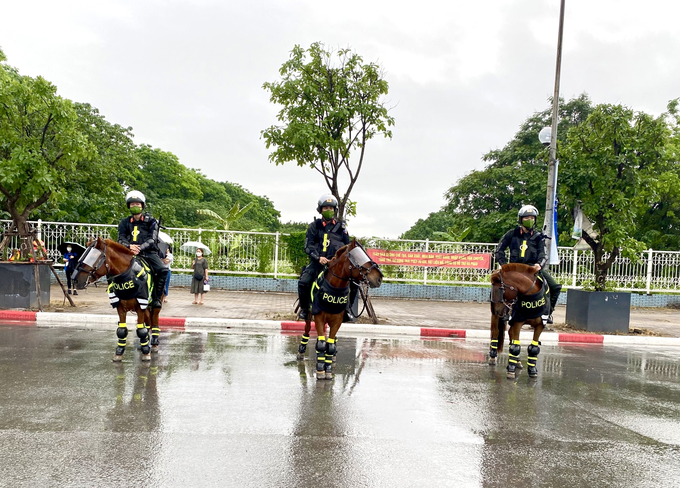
xmin=162 ymin=247 xmax=173 ymax=302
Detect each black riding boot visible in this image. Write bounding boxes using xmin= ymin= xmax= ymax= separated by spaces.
xmin=547 ymin=286 xmax=562 ymax=324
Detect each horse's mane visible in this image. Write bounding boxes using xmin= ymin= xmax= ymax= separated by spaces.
xmin=103 ymin=239 xmax=134 ymax=256
xmin=501 ymin=263 xmax=536 ymax=274
xmin=328 ymin=244 xmax=350 ymax=267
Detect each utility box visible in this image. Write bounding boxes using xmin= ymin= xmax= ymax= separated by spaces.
xmin=0 ymin=262 xmax=51 ymax=309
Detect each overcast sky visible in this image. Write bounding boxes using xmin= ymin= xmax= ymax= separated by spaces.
xmin=3 ymin=0 xmax=679 ymax=237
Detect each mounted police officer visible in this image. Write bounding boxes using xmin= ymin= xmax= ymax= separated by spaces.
xmin=495 ymin=205 xmax=562 ymax=323
xmin=117 ymin=190 xmax=168 ymax=309
xmin=298 ymin=194 xmax=358 ymax=322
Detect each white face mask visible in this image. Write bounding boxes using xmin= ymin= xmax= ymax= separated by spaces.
xmin=66 ymin=247 xmax=72 ymax=252
xmin=196 ymin=252 xmax=202 ymax=257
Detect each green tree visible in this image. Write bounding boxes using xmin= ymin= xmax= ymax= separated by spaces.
xmin=262 ymin=42 xmax=394 ymax=220
xmin=560 ymin=104 xmax=672 ymax=290
xmin=34 ymin=103 xmax=141 ymax=224
xmin=197 ymin=202 xmax=254 ymax=230
xmin=0 ymin=50 xmax=93 ymax=252
xmin=442 ymin=94 xmax=593 ymax=243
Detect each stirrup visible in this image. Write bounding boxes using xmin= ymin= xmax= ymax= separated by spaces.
xmin=546 ymin=314 xmax=554 ymax=325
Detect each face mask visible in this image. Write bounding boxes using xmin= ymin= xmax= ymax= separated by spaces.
xmin=130 ymin=206 xmax=142 ymax=215
xmin=196 ymin=252 xmax=203 ymax=257
xmin=522 ymin=218 xmax=535 ymax=229
xmin=322 ymin=210 xmax=334 ymax=220
xmin=66 ymin=247 xmax=72 ymax=252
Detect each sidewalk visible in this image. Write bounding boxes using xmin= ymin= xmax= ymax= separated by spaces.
xmin=43 ymin=284 xmax=680 ymax=338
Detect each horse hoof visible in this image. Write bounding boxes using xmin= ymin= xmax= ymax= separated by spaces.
xmin=506 ymin=371 xmax=516 ymax=379
xmin=296 ymin=352 xmax=306 ymax=361
xmin=325 ymin=371 xmax=334 ymax=380
xmin=141 ymin=354 xmax=151 ymax=362
xmin=332 ymin=355 xmax=337 ymax=364
xmin=528 ymin=367 xmax=538 ymax=378
xmin=316 ymin=370 xmax=325 ymax=380
xmin=112 ymin=355 xmax=123 ymax=362
xmin=515 ymin=361 xmax=523 ymax=370
xmin=151 ymin=345 xmax=159 ymax=353
xmin=488 ymin=357 xmax=497 ymax=366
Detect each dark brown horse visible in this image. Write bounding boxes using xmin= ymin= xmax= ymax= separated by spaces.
xmin=73 ymin=237 xmax=164 ymax=362
xmin=297 ymin=239 xmax=383 ymax=380
xmin=490 ymin=263 xmax=548 ymax=379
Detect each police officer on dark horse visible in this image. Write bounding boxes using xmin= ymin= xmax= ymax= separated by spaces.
xmin=495 ymin=205 xmax=562 ymax=323
xmin=116 ymin=190 xmax=168 ymax=357
xmin=297 ymin=194 xmax=358 ymax=324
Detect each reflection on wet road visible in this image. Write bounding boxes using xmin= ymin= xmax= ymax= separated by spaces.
xmin=0 ymin=325 xmax=678 ymax=487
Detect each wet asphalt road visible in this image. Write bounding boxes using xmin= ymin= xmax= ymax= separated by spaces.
xmin=0 ymin=325 xmax=679 ymax=488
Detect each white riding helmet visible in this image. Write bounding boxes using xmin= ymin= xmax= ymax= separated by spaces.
xmin=316 ymin=194 xmax=338 ymax=214
xmin=518 ymin=204 xmax=539 ymax=224
xmin=125 ymin=190 xmax=146 ymax=208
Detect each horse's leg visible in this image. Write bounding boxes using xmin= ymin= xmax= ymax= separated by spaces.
xmin=113 ymin=307 xmax=128 ymax=362
xmin=506 ymin=322 xmax=522 ymax=379
xmin=325 ymin=317 xmax=343 ymax=379
xmin=297 ymin=317 xmax=312 ymax=360
xmin=149 ymin=307 xmax=161 ymax=352
xmin=136 ymin=306 xmax=151 ymax=361
xmin=527 ymin=319 xmax=544 ymax=378
xmin=489 ymin=315 xmax=500 ymax=365
xmin=313 ymin=314 xmax=327 ymax=380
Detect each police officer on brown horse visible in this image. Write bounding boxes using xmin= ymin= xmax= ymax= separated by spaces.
xmin=495 ymin=205 xmax=562 ymax=323
xmin=298 ymin=194 xmax=358 ymax=323
xmin=117 ymin=190 xmax=168 ymax=312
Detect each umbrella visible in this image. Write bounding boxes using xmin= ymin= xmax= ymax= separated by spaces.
xmin=158 ymin=231 xmax=173 ymax=244
xmin=180 ymin=241 xmax=212 ymax=255
xmin=57 ymin=241 xmax=86 ymax=257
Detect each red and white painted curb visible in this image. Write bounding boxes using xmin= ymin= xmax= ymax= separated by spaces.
xmin=2 ymin=312 xmax=679 ymax=346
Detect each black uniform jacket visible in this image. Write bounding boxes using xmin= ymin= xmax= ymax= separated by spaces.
xmin=304 ymin=218 xmax=350 ymax=263
xmin=495 ymin=226 xmax=547 ymax=268
xmin=117 ymin=213 xmax=159 ymax=254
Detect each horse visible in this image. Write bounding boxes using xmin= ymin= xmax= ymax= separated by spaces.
xmin=296 ymin=239 xmax=383 ymax=380
xmin=72 ymin=237 xmax=165 ymax=362
xmin=489 ymin=263 xmax=549 ymax=379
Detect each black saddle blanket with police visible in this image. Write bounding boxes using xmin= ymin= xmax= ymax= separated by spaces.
xmin=311 ymin=274 xmax=349 ymax=315
xmin=107 ymin=259 xmax=152 ymax=310
xmin=510 ymin=276 xmax=550 ymax=323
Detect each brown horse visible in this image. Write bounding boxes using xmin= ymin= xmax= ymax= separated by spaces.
xmin=297 ymin=239 xmax=383 ymax=380
xmin=489 ymin=263 xmax=548 ymax=379
xmin=73 ymin=237 xmax=164 ymax=362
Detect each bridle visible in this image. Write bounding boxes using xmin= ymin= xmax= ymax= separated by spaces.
xmin=490 ymin=268 xmax=539 ymax=319
xmin=74 ymin=241 xmax=108 ymax=287
xmin=328 ymin=242 xmax=383 ymax=286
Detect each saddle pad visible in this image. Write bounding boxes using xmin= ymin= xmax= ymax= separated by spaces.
xmin=311 ymin=273 xmax=349 ymax=315
xmin=511 ymin=277 xmax=550 ymax=323
xmin=107 ymin=259 xmax=152 ymax=310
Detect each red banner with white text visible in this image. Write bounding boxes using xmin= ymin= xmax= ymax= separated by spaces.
xmin=367 ymin=249 xmax=491 ymax=269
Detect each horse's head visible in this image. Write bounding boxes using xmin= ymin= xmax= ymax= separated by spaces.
xmin=490 ymin=264 xmax=540 ymax=317
xmin=72 ymin=237 xmax=107 ymax=289
xmin=332 ymin=239 xmax=383 ymax=288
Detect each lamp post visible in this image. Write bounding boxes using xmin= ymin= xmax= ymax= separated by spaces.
xmin=540 ymin=0 xmax=566 ymax=266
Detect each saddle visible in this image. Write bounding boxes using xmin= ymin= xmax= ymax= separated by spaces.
xmin=510 ymin=275 xmax=550 ymax=323
xmin=310 ymin=270 xmax=349 ymax=315
xmin=107 ymin=258 xmax=153 ymax=310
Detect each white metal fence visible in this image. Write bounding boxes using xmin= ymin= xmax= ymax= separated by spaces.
xmin=3 ymin=220 xmax=679 ymax=293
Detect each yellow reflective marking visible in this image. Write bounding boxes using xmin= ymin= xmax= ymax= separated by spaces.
xmin=137 ymin=268 xmax=145 ymax=278
xmin=137 ymin=323 xmax=144 ymax=329
xmin=520 ymin=240 xmax=528 ymax=258
xmin=327 ymin=338 xmax=335 ymax=344
xmin=117 ymin=341 xmax=126 ymax=346
xmin=132 ymin=226 xmax=140 ymax=242
xmin=318 ymin=336 xmax=326 ymax=341
xmin=531 ymin=340 xmax=539 ymax=346
xmin=118 ymin=323 xmax=126 ymax=328
xmin=512 ymin=340 xmax=520 ymax=345
xmin=322 ymin=233 xmax=329 ymax=252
